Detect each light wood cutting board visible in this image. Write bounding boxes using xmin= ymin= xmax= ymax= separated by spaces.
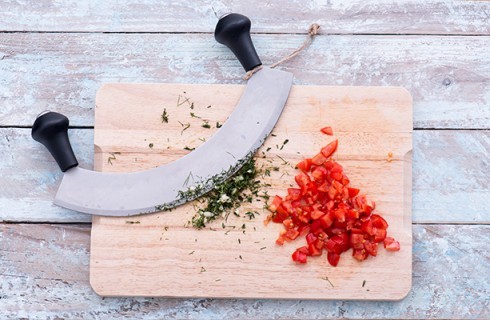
xmin=90 ymin=84 xmax=412 ymax=300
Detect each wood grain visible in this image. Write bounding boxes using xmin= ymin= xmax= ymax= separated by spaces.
xmin=1 ymin=33 xmax=488 ymax=129
xmin=2 ymin=128 xmax=488 ymax=224
xmin=0 ymin=0 xmax=489 ymax=35
xmin=89 ymin=84 xmax=412 ymax=299
xmin=1 ymin=223 xmax=488 ymax=319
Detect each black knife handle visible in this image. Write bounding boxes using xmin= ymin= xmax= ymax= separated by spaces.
xmin=215 ymin=13 xmax=262 ymax=72
xmin=32 ymin=111 xmax=78 ymax=172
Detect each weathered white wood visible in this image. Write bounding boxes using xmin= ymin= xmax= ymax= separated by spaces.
xmin=0 ymin=0 xmax=488 ymax=34
xmin=0 ymin=224 xmax=488 ymax=319
xmin=1 ymin=128 xmax=488 ymax=224
xmin=0 ymin=34 xmax=488 ymax=129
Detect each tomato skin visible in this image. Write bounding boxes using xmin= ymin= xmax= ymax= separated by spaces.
xmin=321 ymin=140 xmax=338 ymax=158
xmin=350 ymin=233 xmax=365 ymax=250
xmin=384 ymin=237 xmax=400 ymax=251
xmin=287 ymin=188 xmax=302 ymax=201
xmin=320 ymin=126 xmax=334 ymax=136
xmin=327 ymin=252 xmax=340 ymax=266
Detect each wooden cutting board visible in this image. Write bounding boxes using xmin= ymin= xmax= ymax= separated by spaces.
xmin=90 ymin=84 xmax=412 ymax=300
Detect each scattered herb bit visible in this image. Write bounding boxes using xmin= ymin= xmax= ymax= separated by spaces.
xmin=200 ymin=267 xmax=206 ymax=273
xmin=215 ymin=279 xmax=221 ymax=282
xmin=107 ymin=152 xmax=120 ymax=166
xmin=161 ymin=108 xmax=169 ymax=123
xmin=216 ymin=122 xmax=222 ymax=128
xmin=239 ymin=255 xmax=243 ymax=260
xmin=149 ymin=143 xmax=154 ymax=148
xmin=241 ymin=223 xmax=246 ymax=229
xmin=201 ymin=121 xmax=211 ymax=129
xmin=245 ymin=211 xmax=257 ymax=220
xmin=207 ymin=105 xmax=212 ymax=108
xmin=190 ymin=102 xmax=194 ymax=109
xmin=177 ymin=94 xmax=190 ymax=107
xmin=260 ymin=246 xmax=267 ymax=250
xmin=277 ymin=155 xmax=289 ymax=166
xmin=189 ymin=251 xmax=195 ymax=255
xmin=321 ymin=277 xmax=335 ymax=288
xmin=279 ymin=139 xmax=289 ymax=150
xmin=362 ymin=280 xmax=366 ymax=287
xmin=266 ymin=147 xmax=271 ymax=152
xmin=198 ymin=137 xmax=206 ymax=142
xmin=190 ymin=112 xmax=201 ymax=119
xmin=178 ymin=121 xmax=191 ymax=135
xmin=184 ymin=146 xmax=196 ymax=151
xmin=271 ymin=133 xmax=277 ymax=137
xmin=125 ymin=220 xmax=140 ymax=224
xmin=238 ymin=238 xmax=241 ymax=244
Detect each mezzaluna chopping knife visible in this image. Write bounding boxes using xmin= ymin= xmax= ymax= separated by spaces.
xmin=32 ymin=13 xmax=293 ymax=216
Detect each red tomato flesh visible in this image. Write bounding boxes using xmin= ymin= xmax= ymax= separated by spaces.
xmin=267 ymin=128 xmax=400 ymax=267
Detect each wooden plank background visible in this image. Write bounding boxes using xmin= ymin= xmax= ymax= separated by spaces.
xmin=0 ymin=0 xmax=489 ymax=318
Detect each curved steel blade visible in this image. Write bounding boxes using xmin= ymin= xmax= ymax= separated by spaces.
xmin=55 ymin=67 xmax=293 ymax=216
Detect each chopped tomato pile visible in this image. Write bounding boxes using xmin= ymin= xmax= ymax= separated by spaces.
xmin=267 ymin=128 xmax=400 ymax=267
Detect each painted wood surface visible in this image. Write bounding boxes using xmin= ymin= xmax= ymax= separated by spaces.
xmin=1 ymin=223 xmax=488 ymax=319
xmin=90 ymin=84 xmax=412 ymax=299
xmin=1 ymin=128 xmax=488 ymax=224
xmin=0 ymin=0 xmax=488 ymax=318
xmin=1 ymin=0 xmax=489 ymax=35
xmin=1 ymin=33 xmax=489 ymax=129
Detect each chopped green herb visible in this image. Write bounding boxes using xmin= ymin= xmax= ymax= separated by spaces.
xmin=161 ymin=108 xmax=169 ymax=123
xmin=362 ymin=280 xmax=366 ymax=287
xmin=200 ymin=267 xmax=206 ymax=273
xmin=190 ymin=112 xmax=201 ymax=118
xmin=202 ymin=121 xmax=211 ymax=129
xmin=178 ymin=121 xmax=191 ymax=135
xmin=184 ymin=146 xmax=195 ymax=151
xmin=198 ymin=137 xmax=206 ymax=142
xmin=189 ymin=156 xmax=267 ymax=229
xmin=216 ymin=122 xmax=222 ymax=128
xmin=107 ymin=152 xmax=120 ymax=166
xmin=266 ymin=147 xmax=271 ymax=152
xmin=125 ymin=220 xmax=140 ymax=224
xmin=189 ymin=251 xmax=195 ymax=255
xmin=279 ymin=139 xmax=289 ymax=150
xmin=260 ymin=246 xmax=267 ymax=250
xmin=149 ymin=143 xmax=154 ymax=148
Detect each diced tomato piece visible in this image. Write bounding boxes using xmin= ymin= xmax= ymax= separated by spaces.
xmin=323 ymin=160 xmax=334 ymax=170
xmin=372 ymin=227 xmax=387 ymax=243
xmin=325 ymin=238 xmax=342 ymax=254
xmin=308 ymin=242 xmax=323 ymax=256
xmin=317 ymin=182 xmax=329 ymax=193
xmin=361 ymin=219 xmax=374 ymax=235
xmin=327 ymin=252 xmax=340 ymax=267
xmin=311 ymin=152 xmax=327 ymax=166
xmin=268 ymin=195 xmax=283 ymax=213
xmin=346 ymin=208 xmax=360 ymax=220
xmin=320 ymin=126 xmax=334 ymax=136
xmin=295 ymin=171 xmax=311 ymax=193
xmin=384 ymin=237 xmax=401 ymax=251
xmin=319 ymin=211 xmax=335 ymax=228
xmin=276 ymin=235 xmax=285 ymax=245
xmin=371 ymin=214 xmax=389 ymax=229
xmin=287 ymin=188 xmax=302 ymax=201
xmin=284 ymin=228 xmax=300 ymax=240
xmin=350 ymin=233 xmax=365 ymax=250
xmin=296 ymin=158 xmax=312 ymax=172
xmin=305 ymin=233 xmax=318 ymax=245
xmin=310 ymin=209 xmax=324 ymax=220
xmin=334 ymin=207 xmax=346 ymax=223
xmin=292 ymin=246 xmax=309 ymax=263
xmin=332 ymin=180 xmax=343 ymax=193
xmin=331 ymin=171 xmax=343 ymax=181
xmin=341 ymin=176 xmax=350 ymax=186
xmin=311 ymin=166 xmax=328 ymax=181
xmin=347 ymin=187 xmax=360 ymax=198
xmin=321 ymin=140 xmax=338 ymax=158
xmin=282 ymin=218 xmax=295 ymax=229
xmin=364 ymin=241 xmax=378 ymax=256
xmin=272 ymin=204 xmax=289 ymax=223
xmin=330 ymin=162 xmax=343 ymax=173
xmin=352 ymin=249 xmax=368 ymax=261
xmin=328 ymin=185 xmax=338 ymax=199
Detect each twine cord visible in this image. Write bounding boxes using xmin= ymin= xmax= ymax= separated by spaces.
xmin=243 ymin=23 xmax=320 ymax=80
